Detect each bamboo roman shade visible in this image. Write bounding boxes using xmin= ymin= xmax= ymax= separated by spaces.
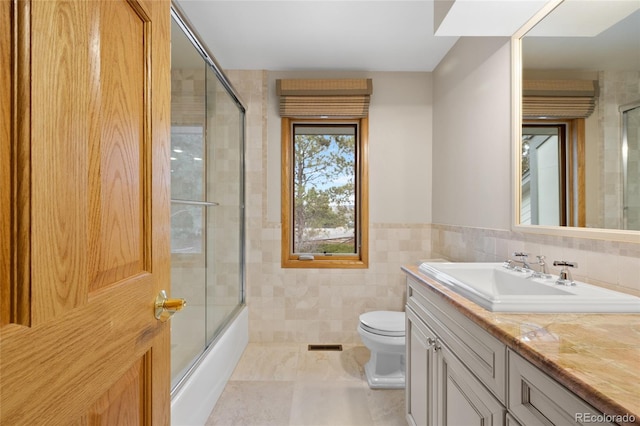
xmin=276 ymin=79 xmax=373 ymax=118
xmin=523 ymin=80 xmax=598 ymax=119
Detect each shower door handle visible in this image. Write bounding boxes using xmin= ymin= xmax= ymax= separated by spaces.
xmin=155 ymin=290 xmax=187 ymax=322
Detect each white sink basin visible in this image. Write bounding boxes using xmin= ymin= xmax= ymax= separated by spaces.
xmin=418 ymin=262 xmax=640 ymax=313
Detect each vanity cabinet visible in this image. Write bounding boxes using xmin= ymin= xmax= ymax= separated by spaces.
xmin=507 ymin=350 xmax=615 ymax=426
xmin=406 ymin=277 xmax=506 ymax=401
xmin=406 ymin=307 xmax=505 ymax=426
xmin=406 ymin=274 xmax=619 ymax=426
xmin=406 ymin=276 xmax=505 ymax=426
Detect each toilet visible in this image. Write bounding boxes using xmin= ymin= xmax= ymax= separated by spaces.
xmin=357 ymin=310 xmax=406 ymax=389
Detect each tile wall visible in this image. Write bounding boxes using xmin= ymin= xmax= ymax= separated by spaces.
xmin=431 ymin=224 xmax=640 ymax=296
xmin=226 ymin=70 xmax=640 ymax=345
xmin=227 ymin=70 xmax=431 ymax=343
xmin=600 ymin=70 xmax=640 ymax=229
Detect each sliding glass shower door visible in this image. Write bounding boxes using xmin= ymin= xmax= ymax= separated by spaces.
xmin=170 ymin=11 xmax=245 ymax=391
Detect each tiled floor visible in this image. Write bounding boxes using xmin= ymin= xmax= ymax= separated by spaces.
xmin=206 ymin=343 xmax=407 ymax=426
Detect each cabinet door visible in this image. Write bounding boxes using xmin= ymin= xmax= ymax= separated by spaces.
xmin=407 ymin=277 xmax=506 ymax=402
xmin=406 ymin=307 xmax=438 ymax=426
xmin=507 ymin=350 xmax=615 ymax=426
xmin=438 ymin=343 xmax=505 ymax=426
xmin=506 ymin=413 xmax=522 ymax=426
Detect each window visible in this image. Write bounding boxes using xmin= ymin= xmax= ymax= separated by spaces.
xmin=281 ymin=117 xmax=369 ymax=268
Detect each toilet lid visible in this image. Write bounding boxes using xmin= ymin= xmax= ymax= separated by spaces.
xmin=359 ymin=311 xmax=405 ymax=337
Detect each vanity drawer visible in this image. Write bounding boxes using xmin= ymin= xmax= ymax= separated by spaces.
xmin=507 ymin=350 xmax=614 ymax=426
xmin=407 ymin=276 xmax=507 ymax=403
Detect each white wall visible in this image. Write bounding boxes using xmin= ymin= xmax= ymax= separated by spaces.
xmin=429 ymin=38 xmax=640 ymax=295
xmin=266 ymin=71 xmax=432 ymax=224
xmin=432 ymin=37 xmax=512 ymax=230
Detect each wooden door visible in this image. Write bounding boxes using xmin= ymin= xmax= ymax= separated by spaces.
xmin=1 ymin=0 xmax=172 ymax=424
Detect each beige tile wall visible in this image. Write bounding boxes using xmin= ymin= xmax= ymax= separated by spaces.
xmin=599 ymin=70 xmax=640 ymax=229
xmin=226 ymin=69 xmax=639 ymax=345
xmin=227 ymin=70 xmax=432 ymax=343
xmin=246 ymin=224 xmax=431 ymax=344
xmin=431 ymin=224 xmax=640 ymax=296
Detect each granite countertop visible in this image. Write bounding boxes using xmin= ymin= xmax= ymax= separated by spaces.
xmin=402 ymin=264 xmax=640 ymax=426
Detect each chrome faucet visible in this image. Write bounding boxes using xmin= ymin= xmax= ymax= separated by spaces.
xmin=503 ymin=252 xmax=534 ymax=273
xmin=531 ymin=255 xmax=552 ymax=279
xmin=553 ymin=261 xmax=578 ymax=286
xmin=536 ymin=255 xmax=548 ymax=274
xmin=505 ymin=253 xmax=554 ymax=279
xmin=512 ymin=252 xmax=531 ymax=270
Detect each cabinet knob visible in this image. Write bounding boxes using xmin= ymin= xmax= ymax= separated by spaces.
xmin=427 ymin=337 xmax=442 ymax=351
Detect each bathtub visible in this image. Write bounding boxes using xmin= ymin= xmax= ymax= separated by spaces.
xmin=171 ymin=306 xmax=248 ymax=425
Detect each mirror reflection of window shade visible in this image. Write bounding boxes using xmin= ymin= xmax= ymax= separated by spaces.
xmin=523 ymin=80 xmax=597 ymax=119
xmin=276 ymin=79 xmax=373 ymax=118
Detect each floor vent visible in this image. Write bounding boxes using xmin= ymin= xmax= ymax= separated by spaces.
xmin=308 ymin=344 xmax=343 ymax=351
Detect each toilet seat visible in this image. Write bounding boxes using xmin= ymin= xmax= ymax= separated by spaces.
xmin=359 ymin=311 xmax=405 ymax=337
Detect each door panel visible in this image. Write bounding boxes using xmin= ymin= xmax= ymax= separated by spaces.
xmin=439 ymin=344 xmax=504 ymax=426
xmin=0 ymin=0 xmax=11 ymax=323
xmin=30 ymin=0 xmax=90 ymax=324
xmin=1 ymin=0 xmax=171 ymax=424
xmin=86 ymin=353 xmax=150 ymax=425
xmin=90 ymin=0 xmax=148 ymax=291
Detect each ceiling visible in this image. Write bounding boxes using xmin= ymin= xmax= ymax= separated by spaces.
xmin=523 ymin=3 xmax=640 ymax=71
xmin=173 ymin=0 xmax=548 ymax=72
xmin=173 ymin=0 xmax=640 ymax=73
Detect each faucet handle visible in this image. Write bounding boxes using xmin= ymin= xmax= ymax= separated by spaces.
xmin=552 ymin=260 xmax=577 ymax=268
xmin=553 ymin=261 xmax=577 ymax=285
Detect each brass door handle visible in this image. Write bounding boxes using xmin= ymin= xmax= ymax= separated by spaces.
xmin=155 ymin=290 xmax=186 ymax=322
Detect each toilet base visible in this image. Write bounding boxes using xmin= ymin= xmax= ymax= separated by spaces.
xmin=363 ymin=352 xmax=405 ymax=389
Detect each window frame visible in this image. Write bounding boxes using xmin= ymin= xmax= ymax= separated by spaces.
xmin=523 ymin=119 xmax=586 ymax=227
xmin=281 ymin=117 xmax=369 ymax=269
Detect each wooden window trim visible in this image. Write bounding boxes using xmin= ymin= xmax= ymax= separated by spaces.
xmin=524 ymin=118 xmax=586 ymax=227
xmin=281 ymin=117 xmax=369 ymax=269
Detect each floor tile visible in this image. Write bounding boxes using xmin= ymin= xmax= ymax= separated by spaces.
xmin=365 ymin=387 xmax=406 ymax=426
xmin=230 ymin=343 xmax=300 ymax=381
xmin=206 ymin=380 xmax=294 ymax=426
xmin=289 ymin=380 xmax=374 ymax=426
xmin=206 ymin=343 xmax=407 ymax=426
xmin=296 ymin=345 xmax=367 ymax=382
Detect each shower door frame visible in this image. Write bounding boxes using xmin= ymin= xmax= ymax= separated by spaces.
xmin=170 ymin=2 xmax=247 ymax=394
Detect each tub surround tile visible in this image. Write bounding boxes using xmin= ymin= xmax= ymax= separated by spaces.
xmin=403 ymin=264 xmax=640 ymax=424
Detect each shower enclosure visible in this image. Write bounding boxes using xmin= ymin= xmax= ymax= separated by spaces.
xmin=170 ymin=5 xmax=246 ymax=394
xmin=621 ymin=101 xmax=640 ymax=230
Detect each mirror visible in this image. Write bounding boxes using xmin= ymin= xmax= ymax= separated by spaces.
xmin=518 ymin=0 xmax=640 ymax=232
